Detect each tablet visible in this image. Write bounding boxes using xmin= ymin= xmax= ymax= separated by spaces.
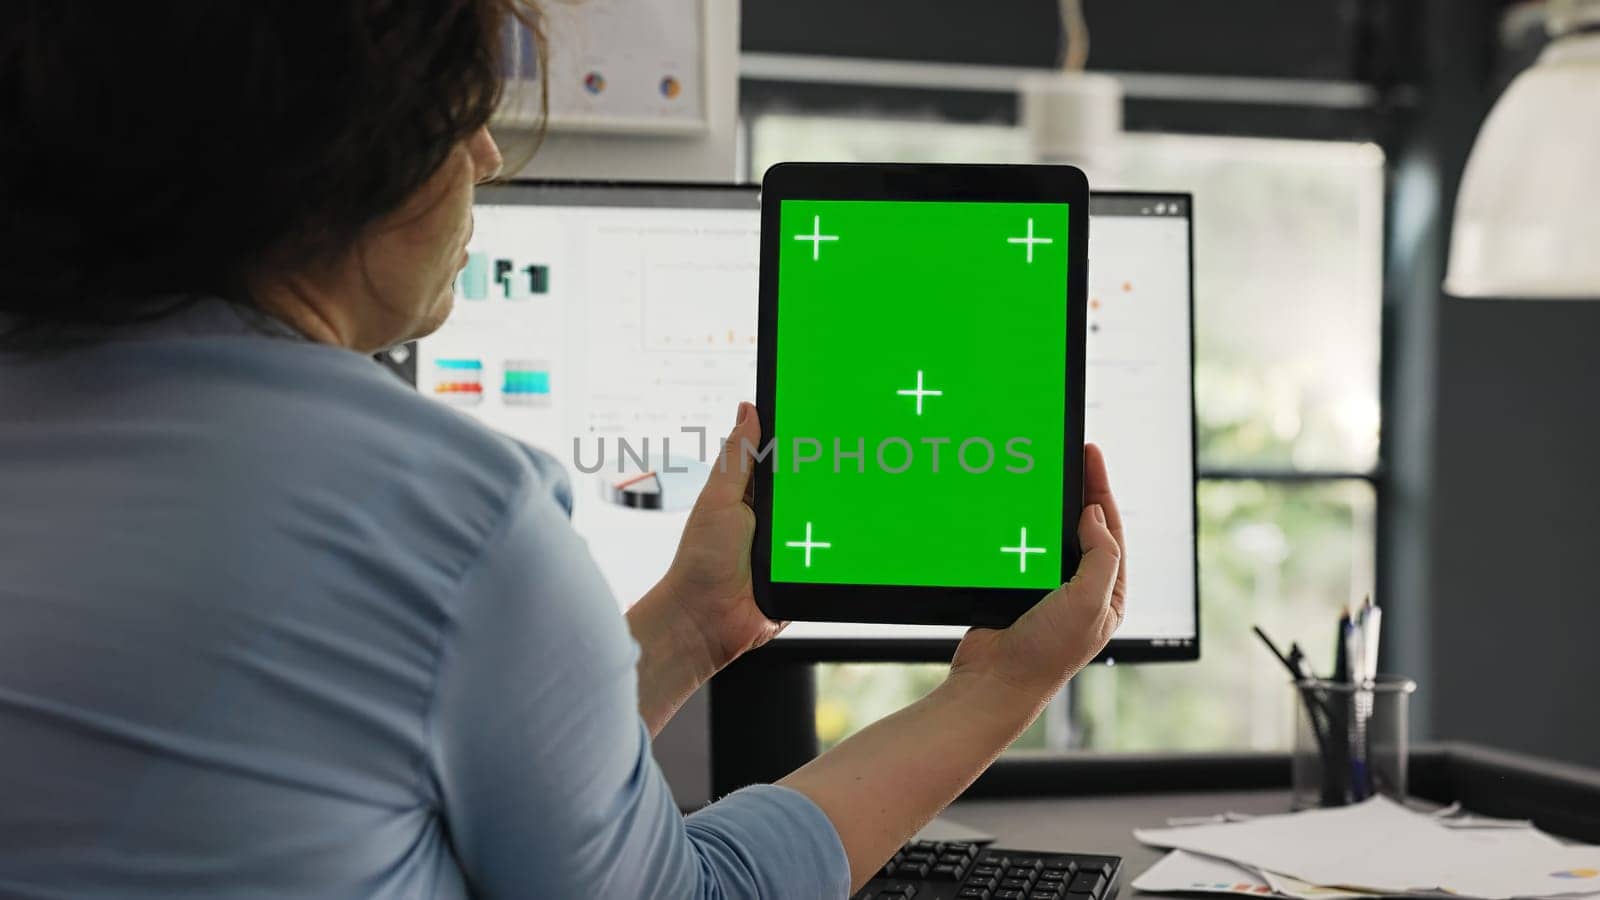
xmin=752 ymin=163 xmax=1090 ymax=628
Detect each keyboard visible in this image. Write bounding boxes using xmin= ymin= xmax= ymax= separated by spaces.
xmin=852 ymin=840 xmax=1123 ymax=900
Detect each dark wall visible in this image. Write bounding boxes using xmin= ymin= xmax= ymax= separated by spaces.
xmin=1427 ymin=298 xmax=1600 ymax=766
xmin=743 ymin=0 xmax=1373 ymax=79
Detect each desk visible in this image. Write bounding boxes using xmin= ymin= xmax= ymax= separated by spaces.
xmin=948 ymin=789 xmax=1290 ymax=896
xmin=936 ymin=743 xmax=1600 ymax=897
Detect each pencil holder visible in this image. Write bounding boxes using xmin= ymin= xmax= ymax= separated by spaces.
xmin=1290 ymin=676 xmax=1416 ymax=810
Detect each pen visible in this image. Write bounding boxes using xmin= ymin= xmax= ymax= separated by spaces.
xmin=1345 ymin=612 xmax=1367 ymax=800
xmin=1287 ymin=638 xmax=1335 ymax=746
xmin=1348 ymin=596 xmax=1384 ymax=800
xmin=1343 ymin=617 xmax=1363 ymax=687
xmin=1256 ymin=624 xmax=1337 ymax=801
xmin=1332 ymin=611 xmax=1351 ymax=684
xmin=1361 ymin=603 xmax=1382 ymax=683
xmin=1286 ymin=642 xmax=1314 ymax=682
xmin=1327 ymin=610 xmax=1354 ymax=803
xmin=1252 ymin=625 xmax=1297 ymax=678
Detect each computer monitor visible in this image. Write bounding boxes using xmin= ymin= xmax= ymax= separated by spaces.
xmin=391 ymin=181 xmax=1197 ymax=663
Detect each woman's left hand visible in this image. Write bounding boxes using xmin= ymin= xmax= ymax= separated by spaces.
xmin=652 ymin=401 xmax=785 ymax=671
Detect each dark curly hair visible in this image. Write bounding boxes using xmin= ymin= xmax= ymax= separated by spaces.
xmin=0 ymin=0 xmax=544 ymax=346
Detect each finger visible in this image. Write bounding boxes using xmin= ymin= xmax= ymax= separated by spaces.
xmin=1081 ymin=443 xmax=1126 ymax=607
xmin=697 ymin=402 xmax=762 ymax=509
xmin=1066 ymin=503 xmax=1120 ymax=609
xmin=1082 ymin=444 xmax=1123 ymax=547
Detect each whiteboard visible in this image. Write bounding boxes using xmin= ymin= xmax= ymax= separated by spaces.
xmin=498 ymin=0 xmax=708 ymax=136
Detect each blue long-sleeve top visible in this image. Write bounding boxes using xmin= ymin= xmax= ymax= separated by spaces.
xmin=0 ymin=302 xmax=849 ymax=899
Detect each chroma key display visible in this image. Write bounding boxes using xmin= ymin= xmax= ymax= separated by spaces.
xmin=771 ymin=199 xmax=1070 ymax=591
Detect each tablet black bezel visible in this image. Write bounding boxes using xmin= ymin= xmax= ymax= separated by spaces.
xmin=752 ymin=162 xmax=1090 ymax=629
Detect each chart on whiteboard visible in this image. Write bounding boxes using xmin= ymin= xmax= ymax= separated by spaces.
xmin=509 ymin=0 xmax=706 ymax=134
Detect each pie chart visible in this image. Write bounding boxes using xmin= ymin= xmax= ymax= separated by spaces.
xmin=598 ymin=449 xmax=710 ymax=512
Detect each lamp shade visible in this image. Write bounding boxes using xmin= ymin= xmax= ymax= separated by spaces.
xmin=1019 ymin=72 xmax=1124 ymax=184
xmin=1445 ymin=30 xmax=1600 ymax=299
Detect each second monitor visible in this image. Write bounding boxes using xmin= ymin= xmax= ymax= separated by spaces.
xmin=404 ymin=181 xmax=1197 ymax=662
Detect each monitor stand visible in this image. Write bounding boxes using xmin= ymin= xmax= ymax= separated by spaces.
xmin=709 ymin=648 xmax=818 ymax=795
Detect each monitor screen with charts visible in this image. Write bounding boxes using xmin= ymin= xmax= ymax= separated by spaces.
xmin=392 ymin=181 xmax=1197 ymax=662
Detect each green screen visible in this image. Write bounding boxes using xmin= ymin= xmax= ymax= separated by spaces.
xmin=771 ymin=199 xmax=1069 ymax=590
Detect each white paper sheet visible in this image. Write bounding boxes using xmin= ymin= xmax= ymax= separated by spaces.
xmin=1133 ymin=849 xmax=1278 ymax=896
xmin=1134 ymin=849 xmax=1376 ymax=899
xmin=1133 ymin=797 xmax=1600 ymax=899
xmin=913 ymin=816 xmax=995 ymax=846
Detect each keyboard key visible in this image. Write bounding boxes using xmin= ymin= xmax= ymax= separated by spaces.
xmin=1010 ymin=857 xmax=1046 ymax=870
xmin=879 ymin=851 xmax=906 ymax=878
xmin=1068 ymin=872 xmax=1107 ymax=896
xmin=871 ymin=841 xmax=1115 ymax=900
xmin=893 ymin=860 xmax=931 ymax=879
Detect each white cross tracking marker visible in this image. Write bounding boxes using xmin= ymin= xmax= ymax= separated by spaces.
xmin=785 ymin=521 xmax=832 ymax=568
xmin=1000 ymin=526 xmax=1048 ymax=573
xmin=1006 ymin=217 xmax=1054 ymax=263
xmin=794 ymin=214 xmax=839 ymax=261
xmin=896 ymin=370 xmax=943 ymax=416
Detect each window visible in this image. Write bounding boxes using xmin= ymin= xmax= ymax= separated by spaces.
xmin=748 ymin=114 xmax=1386 ymax=753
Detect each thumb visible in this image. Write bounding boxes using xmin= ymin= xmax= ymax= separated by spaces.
xmin=697 ymin=402 xmax=761 ymax=509
xmin=1017 ymin=503 xmax=1123 ymax=645
xmin=1067 ymin=503 xmax=1121 ymax=611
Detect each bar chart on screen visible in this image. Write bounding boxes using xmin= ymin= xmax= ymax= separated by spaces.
xmin=431 ymin=358 xmax=485 ymax=406
xmin=456 ymin=252 xmax=553 ymax=301
xmin=641 ymin=257 xmax=759 ymax=351
xmin=502 ymin=359 xmax=553 ymax=407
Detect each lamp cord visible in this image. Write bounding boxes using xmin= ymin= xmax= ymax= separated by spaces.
xmin=1059 ymin=0 xmax=1090 ymax=72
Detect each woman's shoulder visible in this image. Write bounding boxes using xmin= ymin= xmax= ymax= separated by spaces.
xmin=58 ymin=324 xmax=570 ymax=545
xmin=240 ymin=338 xmax=565 ymax=513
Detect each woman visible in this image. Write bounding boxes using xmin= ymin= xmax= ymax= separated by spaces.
xmin=0 ymin=2 xmax=1126 ymax=897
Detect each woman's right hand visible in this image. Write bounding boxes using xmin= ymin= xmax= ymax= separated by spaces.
xmin=948 ymin=443 xmax=1127 ymax=712
xmin=780 ymin=444 xmax=1126 ymax=889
